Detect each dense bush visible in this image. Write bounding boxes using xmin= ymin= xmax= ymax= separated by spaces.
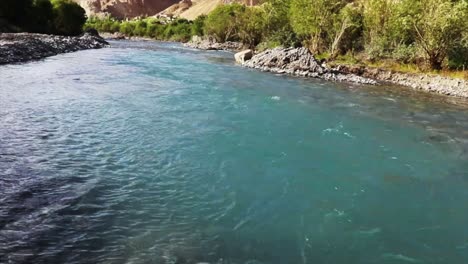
xmin=52 ymin=0 xmax=87 ymax=35
xmin=84 ymin=17 xmax=198 ymax=42
xmin=191 ymin=15 xmax=206 ymax=36
xmin=0 ymin=0 xmax=34 ymax=28
xmin=203 ymin=4 xmax=246 ymax=42
xmin=411 ymin=0 xmax=468 ymax=69
xmin=203 ymin=4 xmax=266 ymax=47
xmin=448 ymin=35 xmax=468 ymax=70
xmin=262 ymin=0 xmax=297 ymax=47
xmin=0 ymin=0 xmax=86 ymax=35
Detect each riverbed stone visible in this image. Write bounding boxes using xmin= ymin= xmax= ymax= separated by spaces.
xmin=234 ymin=49 xmax=253 ymax=64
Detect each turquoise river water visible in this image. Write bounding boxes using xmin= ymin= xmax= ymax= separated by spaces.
xmin=1 ymin=41 xmax=468 ymax=264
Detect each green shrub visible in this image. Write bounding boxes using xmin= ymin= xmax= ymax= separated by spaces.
xmin=263 ymin=0 xmax=295 ymax=47
xmin=51 ymin=0 xmax=87 ymax=35
xmin=237 ymin=7 xmax=266 ymax=48
xmin=448 ymin=39 xmax=468 ymax=70
xmin=134 ymin=20 xmax=148 ymax=36
xmin=85 ymin=17 xmax=199 ymax=42
xmin=0 ymin=0 xmax=34 ymax=28
xmin=204 ymin=4 xmax=246 ymax=42
xmin=290 ymin=0 xmax=349 ymax=53
xmin=29 ymin=0 xmax=55 ymax=33
xmin=119 ymin=22 xmax=136 ymax=36
xmin=191 ymin=15 xmax=206 ymax=36
xmin=392 ymin=44 xmax=418 ymax=64
xmin=411 ymin=0 xmax=468 ymax=69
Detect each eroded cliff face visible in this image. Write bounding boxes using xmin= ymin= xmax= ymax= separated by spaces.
xmin=159 ymin=0 xmax=259 ymax=20
xmin=73 ymin=0 xmax=179 ymax=19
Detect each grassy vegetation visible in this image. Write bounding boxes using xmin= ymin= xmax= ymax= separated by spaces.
xmin=84 ymin=16 xmax=206 ymax=42
xmin=327 ymin=53 xmax=468 ymax=80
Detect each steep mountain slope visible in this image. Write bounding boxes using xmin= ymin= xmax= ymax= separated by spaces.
xmin=159 ymin=0 xmax=221 ymax=20
xmin=159 ymin=0 xmax=258 ymax=20
xmin=72 ymin=0 xmax=179 ymax=19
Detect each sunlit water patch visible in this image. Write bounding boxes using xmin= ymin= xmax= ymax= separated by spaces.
xmin=1 ymin=41 xmax=468 ymax=264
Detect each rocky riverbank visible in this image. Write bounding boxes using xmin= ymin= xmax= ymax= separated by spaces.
xmin=238 ymin=47 xmax=468 ymax=98
xmin=241 ymin=47 xmax=377 ymax=85
xmin=0 ymin=32 xmax=109 ymax=65
xmin=335 ymin=65 xmax=468 ymax=98
xmin=184 ymin=36 xmax=244 ymax=51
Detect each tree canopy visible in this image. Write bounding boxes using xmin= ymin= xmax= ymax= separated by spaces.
xmin=0 ymin=0 xmax=87 ymax=35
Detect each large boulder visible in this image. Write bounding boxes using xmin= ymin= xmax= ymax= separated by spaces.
xmin=234 ymin=49 xmax=253 ymax=64
xmin=243 ymin=47 xmax=326 ymax=75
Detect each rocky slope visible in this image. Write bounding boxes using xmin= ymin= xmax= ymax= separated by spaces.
xmin=72 ymin=0 xmax=179 ymax=19
xmin=241 ymin=47 xmax=377 ymax=85
xmin=159 ymin=0 xmax=259 ymax=20
xmin=0 ymin=32 xmax=109 ymax=64
xmin=72 ymin=0 xmax=258 ymax=20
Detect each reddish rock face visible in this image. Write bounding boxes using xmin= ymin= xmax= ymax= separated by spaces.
xmin=73 ymin=0 xmax=179 ymax=19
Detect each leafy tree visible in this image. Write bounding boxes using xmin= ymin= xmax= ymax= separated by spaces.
xmin=134 ymin=20 xmax=148 ymax=36
xmin=120 ymin=21 xmax=136 ymax=36
xmin=191 ymin=15 xmax=206 ymax=36
xmin=0 ymin=0 xmax=86 ymax=35
xmin=411 ymin=0 xmax=468 ymax=69
xmin=361 ymin=0 xmax=418 ymax=60
xmin=30 ymin=0 xmax=55 ymax=33
xmin=0 ymin=0 xmax=34 ymax=27
xmin=204 ymin=4 xmax=246 ymax=42
xmin=448 ymin=30 xmax=468 ymax=70
xmin=51 ymin=0 xmax=87 ymax=35
xmin=238 ymin=7 xmax=266 ymax=48
xmin=263 ymin=0 xmax=297 ymax=47
xmin=170 ymin=19 xmax=193 ymax=41
xmin=329 ymin=2 xmax=361 ymax=58
xmin=290 ymin=0 xmax=348 ymax=53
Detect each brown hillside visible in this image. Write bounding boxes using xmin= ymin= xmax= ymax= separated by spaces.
xmin=159 ymin=0 xmax=259 ymax=20
xmin=72 ymin=0 xmax=179 ymax=19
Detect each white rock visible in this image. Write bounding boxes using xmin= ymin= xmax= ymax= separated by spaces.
xmin=234 ymin=49 xmax=253 ymax=64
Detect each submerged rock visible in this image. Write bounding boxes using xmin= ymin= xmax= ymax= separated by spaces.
xmin=242 ymin=47 xmax=377 ymax=85
xmin=234 ymin=49 xmax=253 ymax=64
xmin=0 ymin=32 xmax=109 ymax=65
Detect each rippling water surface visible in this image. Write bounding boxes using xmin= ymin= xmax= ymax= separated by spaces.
xmin=1 ymin=41 xmax=468 ymax=264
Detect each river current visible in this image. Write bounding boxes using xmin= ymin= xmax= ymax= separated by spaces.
xmin=1 ymin=41 xmax=468 ymax=264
